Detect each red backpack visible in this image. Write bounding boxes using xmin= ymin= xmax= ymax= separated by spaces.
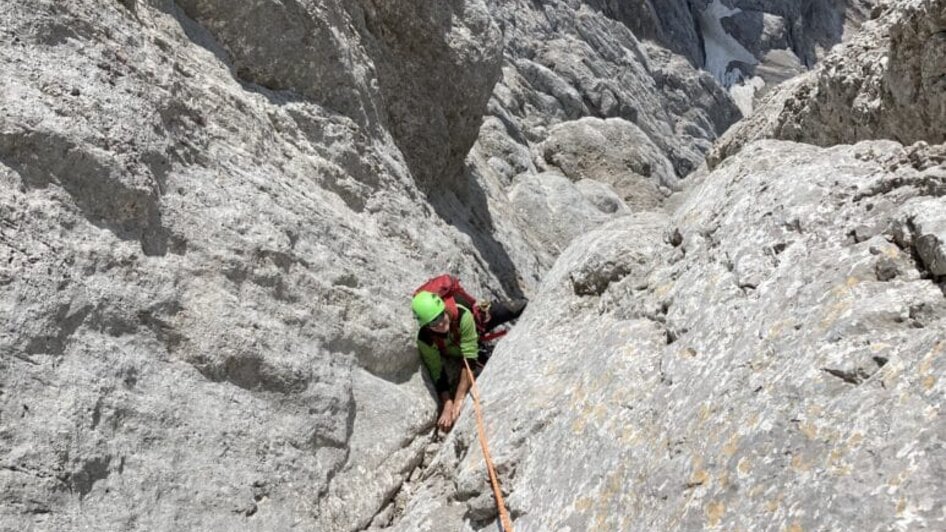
xmin=413 ymin=275 xmax=509 ymax=346
xmin=414 ymin=274 xmax=484 ymax=333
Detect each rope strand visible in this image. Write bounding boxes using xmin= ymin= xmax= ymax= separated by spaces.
xmin=462 ymin=358 xmax=514 ymax=532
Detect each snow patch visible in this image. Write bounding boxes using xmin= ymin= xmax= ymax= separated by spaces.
xmin=729 ymin=76 xmax=766 ymax=116
xmin=697 ymin=0 xmax=758 ymax=87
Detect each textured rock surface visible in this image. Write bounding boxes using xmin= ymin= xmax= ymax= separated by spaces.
xmin=507 ymin=171 xmax=624 ymax=256
xmin=0 ymin=1 xmax=507 ymax=530
xmin=477 ymin=0 xmax=742 ymax=179
xmin=392 ymin=139 xmax=946 ymax=531
xmin=711 ymin=0 xmax=946 ymax=165
xmin=535 ymin=118 xmax=680 ymax=206
xmin=173 ymin=0 xmax=503 ymax=191
xmin=4 ymin=0 xmax=944 ymax=530
xmin=581 ymin=0 xmax=870 ymax=77
xmin=462 ymin=0 xmax=873 ymax=267
xmin=720 ymin=0 xmax=872 ymax=70
xmin=695 ymin=0 xmax=872 ymax=112
xmin=456 ymin=0 xmax=743 ymax=275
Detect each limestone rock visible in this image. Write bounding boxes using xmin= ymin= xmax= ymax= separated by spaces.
xmin=722 ymin=0 xmax=873 ymax=69
xmin=0 ymin=1 xmax=508 ymax=530
xmin=463 ymin=0 xmax=872 ymax=271
xmin=459 ymin=0 xmax=744 ymax=272
xmin=535 ymin=117 xmax=680 ymax=209
xmin=914 ymin=208 xmax=946 ymax=276
xmin=583 ymin=0 xmax=705 ymax=67
xmin=175 ymin=0 xmax=503 ymax=191
xmin=695 ymin=0 xmax=872 ymax=114
xmin=710 ymin=0 xmax=946 ymax=166
xmin=896 ymin=195 xmax=946 ymax=277
xmin=4 ymin=0 xmax=944 ymax=531
xmin=391 ymin=139 xmax=946 ymax=531
xmin=357 ymin=0 xmax=504 ymax=191
xmin=574 ymin=179 xmax=632 ymax=217
xmin=754 ymin=49 xmax=807 ymax=90
xmin=508 ymin=172 xmax=621 ymax=256
xmin=476 ymin=0 xmax=742 ymax=179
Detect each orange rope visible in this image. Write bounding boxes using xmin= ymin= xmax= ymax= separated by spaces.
xmin=462 ymin=358 xmax=514 ymax=532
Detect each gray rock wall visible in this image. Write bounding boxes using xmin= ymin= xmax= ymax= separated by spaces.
xmin=0 ymin=1 xmax=509 ymax=530
xmin=711 ymin=0 xmax=946 ymax=165
xmin=579 ymin=0 xmax=870 ymax=75
xmin=479 ymin=0 xmax=742 ymax=178
xmin=410 ymin=0 xmax=763 ymax=299
xmin=724 ymin=0 xmax=872 ymax=68
xmin=173 ymin=0 xmax=503 ymax=191
xmin=385 ymin=2 xmax=946 ymax=529
xmin=454 ymin=0 xmax=744 ymax=284
xmin=3 ymin=0 xmax=942 ymax=530
xmin=391 ymin=139 xmax=946 ymax=531
xmin=460 ymin=0 xmax=872 ymax=274
xmin=692 ymin=0 xmax=871 ymax=113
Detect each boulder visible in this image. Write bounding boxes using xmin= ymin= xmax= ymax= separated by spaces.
xmin=535 ymin=117 xmax=680 ymax=209
xmin=508 ymin=172 xmax=624 ymax=255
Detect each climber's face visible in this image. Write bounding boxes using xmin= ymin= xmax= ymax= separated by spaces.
xmin=428 ymin=311 xmax=449 ymax=333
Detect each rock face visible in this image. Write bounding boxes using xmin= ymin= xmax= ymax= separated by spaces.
xmin=711 ymin=0 xmax=946 ymax=165
xmin=476 ymin=0 xmax=742 ymax=179
xmin=507 ymin=171 xmax=626 ymax=256
xmin=0 ymin=1 xmax=507 ymax=530
xmin=392 ymin=139 xmax=946 ymax=531
xmin=710 ymin=0 xmax=872 ymax=73
xmin=3 ymin=0 xmax=944 ymax=531
xmin=458 ymin=0 xmax=742 ymax=278
xmin=535 ymin=118 xmax=681 ymax=206
xmin=461 ymin=0 xmax=873 ymax=270
xmin=414 ymin=0 xmax=761 ymax=301
xmin=173 ymin=0 xmax=503 ymax=191
xmin=574 ymin=0 xmax=871 ymax=80
xmin=384 ymin=1 xmax=946 ymax=529
xmin=689 ymin=0 xmax=872 ymax=112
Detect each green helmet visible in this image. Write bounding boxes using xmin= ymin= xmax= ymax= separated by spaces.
xmin=412 ymin=291 xmax=445 ymax=326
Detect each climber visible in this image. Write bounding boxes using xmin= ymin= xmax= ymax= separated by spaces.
xmin=411 ymin=276 xmax=527 ymax=432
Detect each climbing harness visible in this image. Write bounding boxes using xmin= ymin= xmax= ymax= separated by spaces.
xmin=462 ymin=357 xmax=514 ymax=532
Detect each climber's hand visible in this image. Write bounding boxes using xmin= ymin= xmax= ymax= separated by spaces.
xmin=438 ymin=400 xmax=456 ymax=431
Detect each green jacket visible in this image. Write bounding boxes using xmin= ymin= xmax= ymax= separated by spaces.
xmin=417 ymin=305 xmax=478 ymax=394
